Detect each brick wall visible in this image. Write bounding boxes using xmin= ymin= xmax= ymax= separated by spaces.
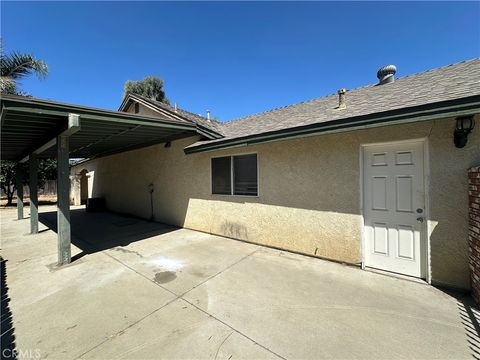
xmin=469 ymin=166 xmax=480 ymax=306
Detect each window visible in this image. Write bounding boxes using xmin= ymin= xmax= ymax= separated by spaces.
xmin=211 ymin=154 xmax=258 ymax=196
xmin=134 ymin=103 xmax=139 ymax=114
xmin=233 ymin=154 xmax=258 ymax=195
xmin=211 ymin=157 xmax=231 ymax=195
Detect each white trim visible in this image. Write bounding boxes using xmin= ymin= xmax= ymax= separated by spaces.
xmin=423 ymin=139 xmax=432 ymax=284
xmin=360 ymin=137 xmax=429 ymax=280
xmin=210 ymin=152 xmax=259 ymax=198
xmin=359 ymin=147 xmax=366 ymax=269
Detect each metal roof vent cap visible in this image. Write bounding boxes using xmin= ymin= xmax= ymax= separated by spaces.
xmin=377 ymin=65 xmax=397 ymax=85
xmin=336 ymin=88 xmax=346 ymax=109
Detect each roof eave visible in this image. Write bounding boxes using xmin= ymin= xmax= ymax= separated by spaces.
xmin=184 ymin=95 xmax=480 ymax=154
xmin=0 ymin=94 xmax=196 ymax=130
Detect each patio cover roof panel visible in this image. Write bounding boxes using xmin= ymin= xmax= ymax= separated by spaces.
xmin=0 ymin=94 xmax=199 ymax=161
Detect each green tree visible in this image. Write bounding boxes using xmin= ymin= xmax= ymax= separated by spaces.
xmin=1 ymin=159 xmax=57 ymax=206
xmin=0 ymin=41 xmax=48 ymax=94
xmin=0 ymin=161 xmax=17 ymax=206
xmin=123 ymin=76 xmax=170 ymax=104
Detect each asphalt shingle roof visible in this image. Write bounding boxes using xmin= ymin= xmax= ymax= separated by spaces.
xmin=187 ymin=58 xmax=480 ymax=149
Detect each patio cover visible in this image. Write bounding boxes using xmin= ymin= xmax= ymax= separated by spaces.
xmin=0 ymin=93 xmax=201 ymax=266
xmin=1 ymin=94 xmax=198 ymax=161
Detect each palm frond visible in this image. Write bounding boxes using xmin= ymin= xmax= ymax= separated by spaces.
xmin=0 ymin=52 xmax=48 ymax=80
xmin=0 ymin=76 xmax=16 ymax=94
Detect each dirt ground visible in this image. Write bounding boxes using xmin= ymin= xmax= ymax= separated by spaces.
xmin=0 ymin=195 xmax=57 ymax=207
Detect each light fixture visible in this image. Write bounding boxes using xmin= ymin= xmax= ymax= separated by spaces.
xmin=148 ymin=183 xmax=154 ymax=221
xmin=454 ymin=116 xmax=475 ymax=148
xmin=148 ymin=183 xmax=154 ymax=193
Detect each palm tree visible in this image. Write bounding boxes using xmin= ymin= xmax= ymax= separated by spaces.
xmin=0 ymin=42 xmax=48 ymax=94
xmin=0 ymin=43 xmax=49 ymax=207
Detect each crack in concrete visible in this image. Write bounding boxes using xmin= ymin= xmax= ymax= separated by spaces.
xmin=75 ymin=246 xmax=285 ymax=359
xmin=35 ymin=211 xmax=284 ymax=359
xmin=214 ymin=331 xmax=233 ymax=360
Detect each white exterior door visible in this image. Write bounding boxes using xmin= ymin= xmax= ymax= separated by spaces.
xmin=363 ymin=140 xmax=426 ymax=278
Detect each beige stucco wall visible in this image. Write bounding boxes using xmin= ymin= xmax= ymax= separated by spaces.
xmin=72 ymin=115 xmax=479 ymax=290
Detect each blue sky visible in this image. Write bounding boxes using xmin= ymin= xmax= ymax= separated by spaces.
xmin=2 ymin=1 xmax=479 ymax=121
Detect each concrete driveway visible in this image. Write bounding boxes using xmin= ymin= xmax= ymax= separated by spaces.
xmin=1 ymin=206 xmax=478 ymax=359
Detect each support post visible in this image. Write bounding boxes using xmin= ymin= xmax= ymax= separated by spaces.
xmin=29 ymin=154 xmax=38 ymax=233
xmin=57 ymin=134 xmax=71 ymax=265
xmin=16 ymin=164 xmax=24 ymax=220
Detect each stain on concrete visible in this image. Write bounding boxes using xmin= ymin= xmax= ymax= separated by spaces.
xmin=46 ymin=259 xmax=83 ymax=272
xmin=114 ymin=247 xmax=143 ymax=258
xmin=154 ymin=271 xmax=177 ymax=284
xmin=191 ymin=271 xmax=206 ymax=278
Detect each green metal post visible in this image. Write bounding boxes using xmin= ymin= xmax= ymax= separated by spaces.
xmin=29 ymin=154 xmax=38 ymax=233
xmin=57 ymin=134 xmax=71 ymax=265
xmin=16 ymin=165 xmax=24 ymax=220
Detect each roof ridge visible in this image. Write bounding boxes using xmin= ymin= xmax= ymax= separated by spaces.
xmin=223 ymin=94 xmax=337 ymax=125
xmin=395 ymin=57 xmax=480 ymax=81
xmin=223 ymin=57 xmax=480 ymax=125
xmin=131 ymin=93 xmax=220 ymax=124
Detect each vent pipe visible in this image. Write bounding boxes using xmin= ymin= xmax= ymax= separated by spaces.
xmin=337 ymin=88 xmax=346 ymax=109
xmin=377 ymin=65 xmax=397 ymax=85
xmin=206 ymin=110 xmax=211 ymax=121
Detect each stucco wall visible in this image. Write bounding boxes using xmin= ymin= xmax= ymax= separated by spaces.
xmin=72 ymin=116 xmax=480 ymax=290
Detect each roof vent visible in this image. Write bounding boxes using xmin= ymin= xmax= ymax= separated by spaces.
xmin=377 ymin=65 xmax=397 ymax=85
xmin=336 ymin=88 xmax=346 ymax=109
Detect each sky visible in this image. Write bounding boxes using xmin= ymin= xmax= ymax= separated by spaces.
xmin=2 ymin=1 xmax=479 ymax=121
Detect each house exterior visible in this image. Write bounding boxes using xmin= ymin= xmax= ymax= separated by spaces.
xmin=72 ymin=59 xmax=480 ymax=290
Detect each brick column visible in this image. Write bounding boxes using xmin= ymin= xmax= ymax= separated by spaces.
xmin=468 ymin=166 xmax=480 ymax=306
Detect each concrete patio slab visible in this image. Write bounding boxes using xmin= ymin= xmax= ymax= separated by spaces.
xmin=184 ymin=248 xmax=478 ymax=359
xmin=39 ymin=207 xmax=260 ymax=295
xmin=104 ymin=229 xmax=259 ymax=295
xmin=81 ymin=299 xmax=280 ymax=360
xmin=1 ymin=206 xmax=479 ymax=360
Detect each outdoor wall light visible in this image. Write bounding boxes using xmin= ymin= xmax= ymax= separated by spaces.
xmin=148 ymin=183 xmax=154 ymax=221
xmin=454 ymin=115 xmax=475 ymax=148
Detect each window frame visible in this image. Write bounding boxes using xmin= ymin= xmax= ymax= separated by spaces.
xmin=210 ymin=152 xmax=259 ymax=197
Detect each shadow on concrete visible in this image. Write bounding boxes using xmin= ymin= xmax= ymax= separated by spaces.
xmin=38 ymin=208 xmax=178 ymax=262
xmin=0 ymin=257 xmax=16 ymax=359
xmin=457 ymin=300 xmax=480 ymax=360
xmin=437 ymin=286 xmax=480 ymax=360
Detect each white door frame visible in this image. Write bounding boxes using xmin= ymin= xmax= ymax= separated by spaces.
xmin=359 ymin=138 xmax=431 ymax=283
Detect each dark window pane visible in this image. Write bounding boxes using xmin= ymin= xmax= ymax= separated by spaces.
xmin=134 ymin=103 xmax=139 ymax=113
xmin=233 ymin=154 xmax=258 ymax=196
xmin=212 ymin=157 xmax=231 ymax=195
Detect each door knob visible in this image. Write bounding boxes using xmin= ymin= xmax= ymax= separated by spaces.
xmin=416 ymin=217 xmax=424 ymax=223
